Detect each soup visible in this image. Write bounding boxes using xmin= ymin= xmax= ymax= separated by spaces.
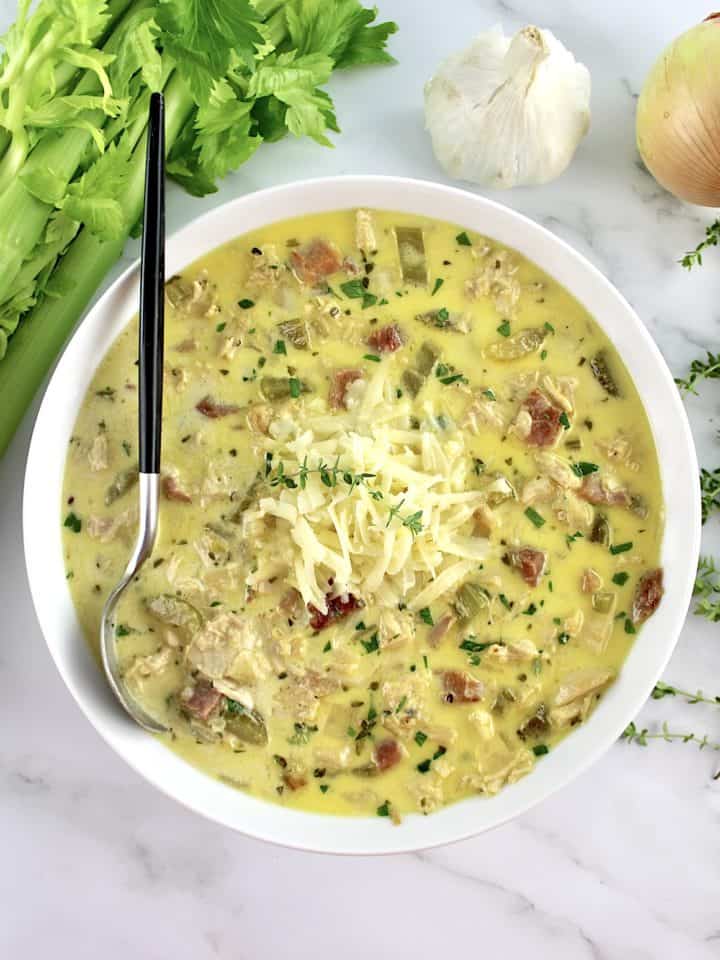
xmin=62 ymin=208 xmax=664 ymax=820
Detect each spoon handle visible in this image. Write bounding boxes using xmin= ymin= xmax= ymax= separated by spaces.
xmin=138 ymin=91 xmax=165 ymax=475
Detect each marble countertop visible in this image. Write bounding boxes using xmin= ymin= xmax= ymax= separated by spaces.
xmin=1 ymin=1 xmax=719 ymax=956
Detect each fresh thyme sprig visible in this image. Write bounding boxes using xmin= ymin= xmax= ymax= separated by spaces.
xmin=385 ymin=498 xmax=424 ymax=537
xmin=652 ymin=681 xmax=720 ymax=706
xmin=694 ymin=556 xmax=720 ymax=623
xmin=264 ymin=456 xmax=424 ymax=536
xmin=679 ymin=219 xmax=720 ymax=270
xmin=266 ymin=454 xmax=376 ymax=493
xmin=674 ymin=352 xmax=720 ymax=395
xmin=700 ymin=467 xmax=720 ymax=525
xmin=622 ymin=722 xmax=720 ymax=778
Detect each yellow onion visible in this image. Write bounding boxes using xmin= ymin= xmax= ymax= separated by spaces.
xmin=636 ymin=14 xmax=720 ymax=206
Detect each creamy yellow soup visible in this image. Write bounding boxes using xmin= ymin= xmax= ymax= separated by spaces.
xmin=62 ymin=209 xmax=664 ymax=821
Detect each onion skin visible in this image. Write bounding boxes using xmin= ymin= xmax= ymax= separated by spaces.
xmin=636 ymin=15 xmax=720 ymax=207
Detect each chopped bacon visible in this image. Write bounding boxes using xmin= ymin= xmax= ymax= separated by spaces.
xmin=367 ymin=324 xmax=404 ymax=353
xmin=282 ymin=772 xmax=308 ymax=791
xmin=442 ymin=670 xmax=483 ymax=703
xmin=521 ymin=389 xmax=564 ymax=447
xmin=579 ymin=473 xmax=632 ymax=508
xmin=291 ymin=239 xmax=342 ymax=285
xmin=162 ymin=474 xmax=192 ymax=503
xmin=631 ymin=569 xmax=664 ymax=625
xmin=374 ymin=738 xmax=402 ymax=772
xmin=504 ymin=546 xmax=547 ymax=588
xmin=181 ymin=679 xmax=222 ymax=721
xmin=196 ymin=395 xmax=241 ymax=419
xmin=328 ymin=368 xmax=362 ymax=409
xmin=308 ymin=593 xmax=362 ymax=631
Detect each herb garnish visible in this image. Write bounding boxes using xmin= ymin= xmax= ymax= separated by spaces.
xmin=610 ymin=541 xmax=633 ymax=555
xmin=238 ymin=298 xmax=255 ymax=309
xmin=700 ymin=467 xmax=720 ymax=524
xmin=675 ymin=352 xmax=720 ymax=394
xmin=377 ymin=800 xmax=391 ymax=817
xmin=414 ymin=731 xmax=428 ymax=747
xmin=496 ymin=320 xmax=511 ymax=337
xmin=532 ymin=744 xmax=549 ymax=756
xmin=694 ymin=556 xmax=720 ymax=622
xmin=524 ymin=506 xmax=545 ymax=528
xmin=559 ymin=411 xmax=571 ymax=429
xmin=571 ymin=461 xmax=599 ymax=477
xmin=612 ymin=571 xmax=630 ymax=586
xmin=273 ymin=339 xmax=287 ymax=355
xmin=456 ymin=231 xmax=471 ymax=246
xmin=652 ymin=681 xmax=720 ymax=705
xmin=63 ymin=511 xmax=81 ymax=533
xmin=363 ymin=353 xmax=381 ymax=362
xmin=678 ymin=219 xmax=720 ymax=270
xmin=431 ymin=277 xmax=444 ymax=296
xmin=418 ymin=607 xmax=434 ymax=626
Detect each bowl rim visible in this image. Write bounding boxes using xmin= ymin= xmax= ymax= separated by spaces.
xmin=23 ymin=174 xmax=701 ymax=854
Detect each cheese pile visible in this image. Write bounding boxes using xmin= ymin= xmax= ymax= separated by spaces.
xmin=244 ymin=371 xmax=489 ymax=613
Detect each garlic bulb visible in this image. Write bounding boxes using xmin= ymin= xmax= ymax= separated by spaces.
xmin=424 ymin=25 xmax=591 ymax=188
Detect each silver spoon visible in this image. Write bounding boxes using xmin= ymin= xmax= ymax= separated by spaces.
xmin=100 ymin=92 xmax=167 ymax=733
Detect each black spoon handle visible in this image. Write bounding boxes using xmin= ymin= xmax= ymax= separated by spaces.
xmin=138 ymin=92 xmax=165 ymax=475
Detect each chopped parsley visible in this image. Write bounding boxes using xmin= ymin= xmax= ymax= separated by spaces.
xmin=362 ymin=292 xmax=377 ymax=309
xmin=612 ymin=571 xmax=630 ymax=586
xmin=610 ymin=541 xmax=633 ymax=555
xmin=319 ymin=784 xmax=329 ymax=794
xmin=238 ymin=298 xmax=254 ymax=309
xmin=323 ymin=640 xmax=331 ymax=653
xmin=115 ymin=624 xmax=131 ymax=637
xmin=499 ymin=593 xmax=512 ymax=610
xmin=439 ymin=372 xmax=467 ymax=386
xmin=459 ymin=637 xmax=491 ymax=655
xmin=273 ymin=339 xmax=287 ymax=355
xmin=524 ymin=506 xmax=545 ymax=528
xmin=496 ymin=319 xmax=511 ymax=337
xmin=63 ymin=511 xmax=81 ymax=533
xmin=482 ymin=388 xmax=496 ymax=401
xmin=418 ymin=607 xmax=434 ymax=626
xmin=544 ymin=321 xmax=555 ymax=334
xmin=215 ymin=321 xmax=226 ymax=333
xmin=456 ymin=231 xmax=472 ymax=246
xmin=557 ymin=632 xmax=570 ymax=645
xmin=363 ymin=353 xmax=381 ymax=362
xmin=376 ymin=800 xmax=391 ymax=817
xmin=414 ymin=730 xmax=428 ymax=747
xmin=288 ymin=377 xmax=301 ymax=399
xmin=533 ymin=744 xmax=549 ymax=756
xmin=339 ymin=279 xmax=365 ymax=298
xmin=624 ymin=618 xmax=637 ymax=634
xmin=431 ymin=277 xmax=444 ymax=296
xmin=571 ymin=461 xmax=599 ymax=477
xmin=360 ymin=632 xmax=380 ymax=654
xmin=559 ymin=411 xmax=571 ymax=429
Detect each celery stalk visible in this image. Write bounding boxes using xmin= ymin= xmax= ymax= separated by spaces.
xmin=0 ymin=72 xmax=193 ymax=455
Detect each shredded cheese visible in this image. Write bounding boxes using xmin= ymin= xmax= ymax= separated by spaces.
xmin=244 ymin=370 xmax=490 ymax=612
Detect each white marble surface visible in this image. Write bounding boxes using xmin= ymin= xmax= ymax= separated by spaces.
xmin=1 ymin=0 xmax=719 ymax=956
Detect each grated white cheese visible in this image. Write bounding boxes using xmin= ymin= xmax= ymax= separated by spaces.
xmin=244 ymin=370 xmax=490 ymax=613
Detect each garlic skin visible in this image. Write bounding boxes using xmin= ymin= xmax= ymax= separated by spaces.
xmin=424 ymin=25 xmax=591 ymax=188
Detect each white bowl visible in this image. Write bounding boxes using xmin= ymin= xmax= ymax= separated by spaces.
xmin=24 ymin=176 xmax=700 ymax=854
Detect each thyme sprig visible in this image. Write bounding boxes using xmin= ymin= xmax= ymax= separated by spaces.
xmin=693 ymin=556 xmax=720 ymax=623
xmin=679 ymin=219 xmax=720 ymax=270
xmin=674 ymin=352 xmax=720 ymax=395
xmin=700 ymin=467 xmax=720 ymax=525
xmin=264 ymin=455 xmax=424 ymax=536
xmin=622 ymin=722 xmax=720 ymax=777
xmin=652 ymin=681 xmax=720 ymax=706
